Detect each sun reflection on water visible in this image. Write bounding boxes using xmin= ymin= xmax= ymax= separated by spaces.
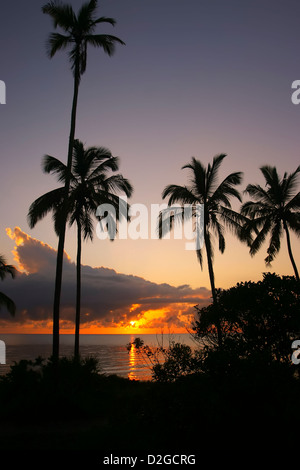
xmin=128 ymin=338 xmax=138 ymax=381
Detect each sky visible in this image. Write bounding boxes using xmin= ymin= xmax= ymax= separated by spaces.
xmin=0 ymin=0 xmax=299 ymax=334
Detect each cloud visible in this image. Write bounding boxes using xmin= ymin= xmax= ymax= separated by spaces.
xmin=1 ymin=227 xmax=211 ymax=332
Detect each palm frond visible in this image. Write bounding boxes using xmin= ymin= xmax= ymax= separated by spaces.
xmin=206 ymin=153 xmax=227 ymax=197
xmin=42 ymin=1 xmax=76 ymax=31
xmin=282 ymin=166 xmax=300 ymax=203
xmin=74 ymin=209 xmax=94 ymax=241
xmin=157 ymin=206 xmax=187 ymax=239
xmin=285 ymin=212 xmax=300 ymax=236
xmin=0 ymin=255 xmax=17 ymax=281
xmin=0 ymin=292 xmax=16 ymax=316
xmin=42 ymin=155 xmax=73 ymax=184
xmin=285 ymin=192 xmax=300 ymax=211
xmin=85 ymin=34 xmax=125 ymax=56
xmin=93 ymin=190 xmax=130 ymax=222
xmin=260 ymin=165 xmax=279 ymax=190
xmin=87 ymin=156 xmax=120 ymax=181
xmin=249 ymin=218 xmax=272 ymax=256
xmin=94 ymin=16 xmax=117 ymax=27
xmin=77 ymin=0 xmax=98 ymax=32
xmin=244 ymin=184 xmax=273 ymax=205
xmin=219 ymin=206 xmax=250 ymax=239
xmin=102 ymin=193 xmax=131 ymax=222
xmin=210 ymin=212 xmax=225 ymax=253
xmin=27 ymin=188 xmax=65 ymax=230
xmin=182 ymin=158 xmax=206 ymax=200
xmin=240 ymin=201 xmax=275 ymax=223
xmin=196 ymin=248 xmax=203 ymax=270
xmin=211 ymin=172 xmax=243 ymax=207
xmin=264 ymin=219 xmax=282 ymax=265
xmin=85 ymin=145 xmax=114 ymax=164
xmin=205 ymin=228 xmax=214 ymax=263
xmin=99 ymin=174 xmax=133 ymax=198
xmin=162 ymin=184 xmax=198 ymax=206
xmin=46 ymin=32 xmax=72 ymax=58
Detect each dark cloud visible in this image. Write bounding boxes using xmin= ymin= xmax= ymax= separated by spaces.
xmin=1 ymin=227 xmax=211 ymax=330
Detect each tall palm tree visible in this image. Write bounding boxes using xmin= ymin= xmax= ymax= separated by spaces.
xmin=28 ymin=140 xmax=133 ymax=358
xmin=241 ymin=165 xmax=300 ymax=281
xmin=0 ymin=254 xmax=17 ymax=316
xmin=42 ymin=0 xmax=125 ymax=360
xmin=159 ymin=154 xmax=243 ymax=344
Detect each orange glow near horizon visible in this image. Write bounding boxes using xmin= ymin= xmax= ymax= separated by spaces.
xmin=0 ymin=305 xmax=193 ymax=335
xmin=0 ymin=324 xmax=189 ymax=335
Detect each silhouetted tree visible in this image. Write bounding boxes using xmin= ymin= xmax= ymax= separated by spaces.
xmin=241 ymin=165 xmax=300 ymax=281
xmin=42 ymin=0 xmax=125 ymax=360
xmin=0 ymin=254 xmax=17 ymax=316
xmin=192 ymin=273 xmax=300 ymax=374
xmin=28 ymin=140 xmax=133 ymax=358
xmin=127 ymin=337 xmax=202 ymax=382
xmin=159 ymin=154 xmax=244 ymax=345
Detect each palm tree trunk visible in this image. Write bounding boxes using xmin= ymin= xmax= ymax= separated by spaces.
xmin=52 ymin=56 xmax=80 ymax=361
xmin=284 ymin=222 xmax=299 ymax=281
xmin=74 ymin=220 xmax=82 ymax=359
xmin=205 ymin=235 xmax=217 ymax=302
xmin=204 ymin=228 xmax=222 ymax=347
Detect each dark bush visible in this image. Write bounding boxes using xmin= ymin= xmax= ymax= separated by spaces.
xmin=193 ymin=273 xmax=300 ymax=375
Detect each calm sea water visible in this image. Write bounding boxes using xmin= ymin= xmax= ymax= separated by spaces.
xmin=0 ymin=333 xmax=195 ymax=381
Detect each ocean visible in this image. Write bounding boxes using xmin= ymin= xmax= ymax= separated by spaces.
xmin=0 ymin=333 xmax=195 ymax=381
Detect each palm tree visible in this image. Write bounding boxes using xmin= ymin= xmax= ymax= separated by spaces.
xmin=42 ymin=0 xmax=125 ymax=359
xmin=241 ymin=165 xmax=300 ymax=281
xmin=159 ymin=154 xmax=244 ymax=343
xmin=28 ymin=139 xmax=133 ymax=358
xmin=0 ymin=254 xmax=17 ymax=316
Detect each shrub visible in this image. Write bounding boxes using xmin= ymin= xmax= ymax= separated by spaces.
xmin=127 ymin=338 xmax=202 ymax=382
xmin=192 ymin=273 xmax=300 ymax=375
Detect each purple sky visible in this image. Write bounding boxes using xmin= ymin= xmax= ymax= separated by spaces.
xmin=1 ymin=0 xmax=299 ymax=299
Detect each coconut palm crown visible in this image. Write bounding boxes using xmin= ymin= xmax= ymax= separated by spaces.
xmin=42 ymin=0 xmax=125 ymax=81
xmin=159 ymin=153 xmax=244 ymax=303
xmin=241 ymin=165 xmax=300 ymax=281
xmin=28 ymin=139 xmax=133 ymax=356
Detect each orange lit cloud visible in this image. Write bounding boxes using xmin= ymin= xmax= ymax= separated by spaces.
xmin=1 ymin=227 xmax=212 ymax=334
xmin=6 ymin=226 xmax=70 ymax=274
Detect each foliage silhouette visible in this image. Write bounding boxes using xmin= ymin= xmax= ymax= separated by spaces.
xmin=127 ymin=337 xmax=202 ymax=382
xmin=28 ymin=140 xmax=133 ymax=357
xmin=241 ymin=165 xmax=300 ymax=281
xmin=192 ymin=273 xmax=300 ymax=376
xmin=42 ymin=0 xmax=125 ymax=360
xmin=1 ymin=345 xmax=300 ymax=450
xmin=0 ymin=254 xmax=17 ymax=316
xmin=158 ymin=154 xmax=245 ymax=345
xmin=0 ymin=355 xmax=102 ymax=421
xmin=129 ymin=274 xmax=300 ymax=382
xmin=1 ymin=272 xmax=300 ymax=451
